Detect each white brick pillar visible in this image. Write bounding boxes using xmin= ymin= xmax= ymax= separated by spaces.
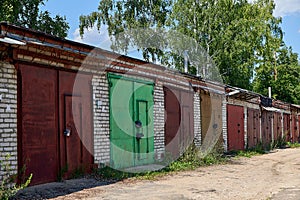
xmin=153 ymin=82 xmax=165 ymax=161
xmin=92 ymin=73 xmax=110 ymax=166
xmin=194 ymin=92 xmax=201 ymax=147
xmin=0 ymin=62 xmax=18 ymax=180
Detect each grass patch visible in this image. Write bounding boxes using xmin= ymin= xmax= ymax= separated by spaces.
xmin=93 ymin=144 xmax=228 ymax=181
xmin=286 ymin=142 xmax=300 ymax=148
xmin=230 ymin=150 xmax=264 ymax=158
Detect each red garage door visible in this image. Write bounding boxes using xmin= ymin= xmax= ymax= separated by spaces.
xmin=261 ymin=110 xmax=272 ymax=149
xmin=164 ymin=86 xmax=193 ymax=159
xmin=291 ymin=114 xmax=298 ymax=143
xmin=227 ymin=104 xmax=244 ymax=151
xmin=273 ymin=112 xmax=282 ymax=142
xmin=247 ymin=108 xmax=260 ymax=149
xmin=19 ymin=65 xmax=93 ymax=185
xmin=283 ymin=114 xmax=291 ymax=142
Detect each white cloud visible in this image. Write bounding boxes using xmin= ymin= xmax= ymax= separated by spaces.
xmin=71 ymin=25 xmax=112 ymax=50
xmin=248 ymin=0 xmax=300 ymax=17
xmin=273 ymin=0 xmax=300 ymax=17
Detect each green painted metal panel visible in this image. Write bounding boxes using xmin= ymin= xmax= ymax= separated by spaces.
xmin=108 ymin=73 xmax=154 ymax=169
xmin=134 ymin=82 xmax=154 ymax=166
xmin=109 ymin=77 xmax=135 ymax=169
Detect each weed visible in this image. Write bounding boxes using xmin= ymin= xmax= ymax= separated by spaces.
xmin=272 ymin=136 xmax=287 ymax=149
xmin=0 ymin=154 xmax=32 ymax=200
xmin=93 ymin=166 xmax=135 ymax=181
xmin=286 ymin=142 xmax=300 ymax=148
xmin=57 ymin=164 xmax=68 ymax=182
xmin=71 ymin=167 xmax=85 ymax=179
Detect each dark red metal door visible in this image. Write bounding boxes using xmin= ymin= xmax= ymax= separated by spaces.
xmin=247 ymin=108 xmax=260 ymax=149
xmin=273 ymin=112 xmax=282 ymax=142
xmin=19 ymin=65 xmax=59 ymax=185
xmin=180 ymin=90 xmax=194 ymax=149
xmin=261 ymin=111 xmax=272 ymax=148
xmin=291 ymin=114 xmax=298 ymax=143
xmin=283 ymin=114 xmax=291 ymax=142
xmin=59 ymin=71 xmax=93 ymax=178
xmin=164 ymin=87 xmax=180 ymax=158
xmin=19 ymin=65 xmax=93 ymax=185
xmin=227 ymin=104 xmax=244 ymax=151
xmin=164 ymin=87 xmax=193 ymax=159
xmin=298 ymin=115 xmax=300 ymax=142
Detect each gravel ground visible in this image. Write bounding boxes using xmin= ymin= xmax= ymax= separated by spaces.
xmin=13 ymin=148 xmax=300 ymax=200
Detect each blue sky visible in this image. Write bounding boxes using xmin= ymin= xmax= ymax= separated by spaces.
xmin=41 ymin=0 xmax=300 ymax=57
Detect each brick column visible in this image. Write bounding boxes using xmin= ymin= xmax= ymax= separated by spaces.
xmin=153 ymin=83 xmax=165 ymax=161
xmin=0 ymin=62 xmax=18 ymax=179
xmin=92 ymin=74 xmax=110 ymax=166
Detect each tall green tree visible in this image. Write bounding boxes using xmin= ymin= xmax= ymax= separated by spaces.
xmin=254 ymin=46 xmax=300 ymax=104
xmin=169 ymin=0 xmax=283 ymax=89
xmin=0 ymin=0 xmax=69 ymax=38
xmin=80 ymin=0 xmax=299 ymax=103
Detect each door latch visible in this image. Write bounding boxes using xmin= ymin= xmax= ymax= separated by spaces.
xmin=136 ymin=133 xmax=144 ymax=140
xmin=64 ymin=129 xmax=71 ymax=137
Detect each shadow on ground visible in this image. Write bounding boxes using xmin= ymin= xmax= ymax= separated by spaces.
xmin=12 ymin=178 xmax=114 ymax=200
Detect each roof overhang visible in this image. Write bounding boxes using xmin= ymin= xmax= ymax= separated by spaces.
xmin=0 ymin=36 xmax=26 ymax=45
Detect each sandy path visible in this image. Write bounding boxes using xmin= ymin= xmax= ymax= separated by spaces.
xmin=48 ymin=148 xmax=300 ymax=200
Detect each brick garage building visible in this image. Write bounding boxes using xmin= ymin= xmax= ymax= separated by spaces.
xmin=0 ymin=23 xmax=200 ymax=185
xmin=0 ymin=23 xmax=300 ymax=185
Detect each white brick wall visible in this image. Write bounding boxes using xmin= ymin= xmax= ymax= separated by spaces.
xmin=153 ymin=82 xmax=165 ymax=161
xmin=244 ymin=106 xmax=248 ymax=149
xmin=222 ymin=97 xmax=228 ymax=152
xmin=194 ymin=92 xmax=201 ymax=147
xmin=0 ymin=62 xmax=17 ymax=180
xmin=92 ymin=74 xmax=110 ymax=166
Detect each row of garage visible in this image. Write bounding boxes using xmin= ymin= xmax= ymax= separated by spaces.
xmin=0 ymin=23 xmax=299 ymax=185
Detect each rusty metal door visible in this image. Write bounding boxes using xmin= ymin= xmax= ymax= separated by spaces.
xmin=59 ymin=71 xmax=93 ymax=178
xmin=19 ymin=65 xmax=93 ymax=185
xmin=247 ymin=108 xmax=260 ymax=149
xmin=164 ymin=87 xmax=181 ymax=158
xmin=291 ymin=114 xmax=298 ymax=143
xmin=19 ymin=65 xmax=59 ymax=185
xmin=227 ymin=104 xmax=244 ymax=151
xmin=200 ymin=92 xmax=223 ymax=151
xmin=273 ymin=112 xmax=282 ymax=142
xmin=180 ymin=90 xmax=194 ymax=149
xmin=298 ymin=115 xmax=300 ymax=142
xmin=283 ymin=114 xmax=291 ymax=142
xmin=164 ymin=87 xmax=194 ymax=159
xmin=261 ymin=111 xmax=272 ymax=148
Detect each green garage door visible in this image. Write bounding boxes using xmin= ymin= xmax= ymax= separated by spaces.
xmin=108 ymin=73 xmax=154 ymax=169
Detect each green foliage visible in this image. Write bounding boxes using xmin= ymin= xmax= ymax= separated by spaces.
xmin=168 ymin=143 xmax=227 ymax=170
xmin=93 ymin=143 xmax=228 ymax=181
xmin=271 ymin=136 xmax=287 ymax=149
xmin=0 ymin=154 xmax=32 ymax=200
xmin=80 ymin=0 xmax=285 ymax=89
xmin=253 ymin=46 xmax=300 ymax=104
xmin=231 ymin=149 xmax=264 ymax=158
xmin=286 ymin=142 xmax=300 ymax=148
xmin=0 ymin=0 xmax=69 ymax=37
xmin=93 ymin=166 xmax=135 ymax=181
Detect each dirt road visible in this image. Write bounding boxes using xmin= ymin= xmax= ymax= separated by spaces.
xmin=16 ymin=148 xmax=300 ymax=200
